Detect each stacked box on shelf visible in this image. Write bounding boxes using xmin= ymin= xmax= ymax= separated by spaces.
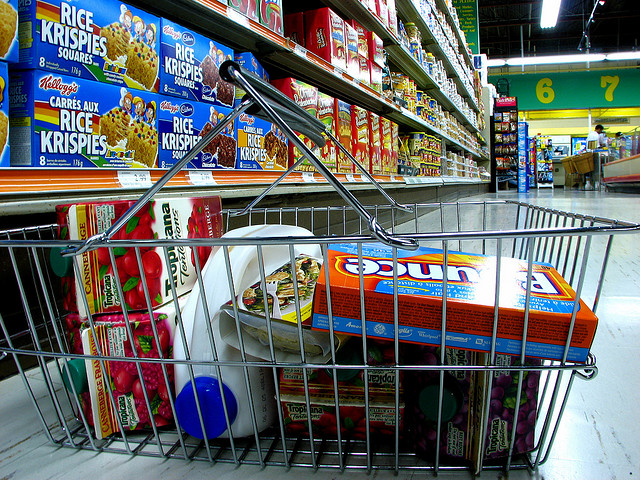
xmin=283 ymin=12 xmax=304 ymax=46
xmin=18 ymin=0 xmax=160 ymax=92
xmin=9 ymin=70 xmax=159 ymax=167
xmin=344 ymin=22 xmax=359 ymax=80
xmin=368 ymin=111 xmax=381 ymax=174
xmin=235 ymin=111 xmax=289 ymax=170
xmin=334 ymin=98 xmax=353 ymax=173
xmin=258 ymin=0 xmax=283 ymax=35
xmin=157 ymin=98 xmax=237 ymax=169
xmin=380 ymin=117 xmax=391 ymax=174
xmin=304 ymin=8 xmax=346 ymax=72
xmin=228 ymin=0 xmax=259 ymax=23
xmin=347 ymin=20 xmax=370 ymax=86
xmin=0 ymin=0 xmax=18 ymax=64
xmin=0 ymin=61 xmax=8 ymax=167
xmin=317 ymin=92 xmax=337 ymax=172
xmin=351 ymin=104 xmax=369 ymax=173
xmin=159 ymin=19 xmax=235 ymax=108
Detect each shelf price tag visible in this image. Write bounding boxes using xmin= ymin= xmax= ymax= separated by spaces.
xmin=301 ymin=172 xmax=317 ymax=183
xmin=188 ymin=170 xmax=217 ymax=186
xmin=359 ymin=175 xmax=371 ymax=182
xmin=117 ymin=170 xmax=152 ymax=189
xmin=345 ymin=174 xmax=356 ymax=182
xmin=227 ymin=7 xmax=250 ymax=27
xmin=293 ymin=44 xmax=307 ymax=59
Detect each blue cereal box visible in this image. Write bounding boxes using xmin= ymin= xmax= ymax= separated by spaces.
xmin=0 ymin=61 xmax=8 ymax=166
xmin=18 ymin=0 xmax=160 ymax=91
xmin=0 ymin=0 xmax=18 ymax=63
xmin=233 ymin=51 xmax=267 ymax=106
xmin=236 ymin=111 xmax=288 ymax=170
xmin=157 ymin=97 xmax=236 ymax=169
xmin=160 ymin=19 xmax=234 ymax=107
xmin=9 ymin=70 xmax=159 ymax=167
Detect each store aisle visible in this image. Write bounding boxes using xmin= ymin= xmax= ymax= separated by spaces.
xmin=0 ymin=189 xmax=638 ymax=480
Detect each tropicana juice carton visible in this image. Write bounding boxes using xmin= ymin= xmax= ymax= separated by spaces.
xmin=9 ymin=69 xmax=159 ymax=167
xmin=63 ymin=196 xmax=222 ymax=317
xmin=18 ymin=0 xmax=160 ymax=91
xmin=159 ymin=19 xmax=235 ymax=108
xmin=311 ymin=243 xmax=598 ymax=363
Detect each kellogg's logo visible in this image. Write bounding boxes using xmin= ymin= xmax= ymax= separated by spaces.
xmin=180 ymin=103 xmax=194 ymax=116
xmin=38 ymin=75 xmax=78 ymax=96
xmin=162 ymin=25 xmax=181 ymax=41
xmin=181 ymin=32 xmax=195 ymax=46
xmin=160 ymin=100 xmax=179 ymax=114
xmin=239 ymin=113 xmax=254 ymax=125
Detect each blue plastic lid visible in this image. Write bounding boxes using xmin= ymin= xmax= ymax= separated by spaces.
xmin=175 ymin=376 xmax=238 ymax=439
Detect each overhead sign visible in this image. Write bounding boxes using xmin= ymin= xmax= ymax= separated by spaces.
xmin=452 ymin=0 xmax=479 ymax=55
xmin=489 ymin=69 xmax=640 ymax=110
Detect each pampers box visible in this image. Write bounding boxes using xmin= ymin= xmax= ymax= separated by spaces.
xmin=157 ymin=97 xmax=236 ymax=169
xmin=0 ymin=0 xmax=18 ymax=63
xmin=18 ymin=0 xmax=160 ymax=91
xmin=9 ymin=69 xmax=159 ymax=167
xmin=0 ymin=61 xmax=8 ymax=167
xmin=159 ymin=19 xmax=234 ymax=108
xmin=312 ymin=243 xmax=599 ymax=362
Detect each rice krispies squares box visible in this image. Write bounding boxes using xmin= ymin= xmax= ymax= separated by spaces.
xmin=0 ymin=0 xmax=18 ymax=63
xmin=9 ymin=70 xmax=158 ymax=167
xmin=0 ymin=61 xmax=9 ymax=167
xmin=18 ymin=0 xmax=160 ymax=91
xmin=159 ymin=19 xmax=235 ymax=108
xmin=236 ymin=111 xmax=289 ymax=170
xmin=157 ymin=97 xmax=237 ymax=169
xmin=311 ymin=243 xmax=599 ymax=363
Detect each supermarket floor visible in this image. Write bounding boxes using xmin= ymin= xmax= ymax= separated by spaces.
xmin=1 ymin=187 xmax=639 ymax=480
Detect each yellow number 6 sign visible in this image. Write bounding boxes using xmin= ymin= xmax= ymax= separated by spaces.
xmin=536 ymin=78 xmax=555 ymax=104
xmin=601 ymin=75 xmax=619 ymax=102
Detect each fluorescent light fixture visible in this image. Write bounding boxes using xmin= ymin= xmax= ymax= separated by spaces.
xmin=606 ymin=51 xmax=640 ymax=60
xmin=485 ymin=58 xmax=506 ymax=67
xmin=540 ymin=0 xmax=562 ymax=29
xmin=506 ymin=53 xmax=605 ymax=66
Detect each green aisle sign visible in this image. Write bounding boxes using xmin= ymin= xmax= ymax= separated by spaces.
xmin=452 ymin=0 xmax=479 ymax=55
xmin=489 ymin=69 xmax=640 ymax=110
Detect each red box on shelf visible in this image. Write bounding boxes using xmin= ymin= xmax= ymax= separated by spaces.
xmin=284 ymin=12 xmax=305 ymax=46
xmin=345 ymin=22 xmax=359 ymax=79
xmin=368 ymin=112 xmax=382 ymax=174
xmin=346 ymin=20 xmax=368 ymax=58
xmin=317 ymin=92 xmax=337 ymax=172
xmin=304 ymin=7 xmax=346 ymax=71
xmin=380 ymin=116 xmax=392 ymax=174
xmin=375 ymin=0 xmax=389 ymax=28
xmin=369 ymin=59 xmax=383 ymax=93
xmin=351 ymin=105 xmax=369 ymax=172
xmin=368 ymin=31 xmax=385 ymax=68
xmin=334 ymin=98 xmax=353 ymax=173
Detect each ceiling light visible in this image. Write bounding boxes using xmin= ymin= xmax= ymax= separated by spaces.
xmin=485 ymin=59 xmax=506 ymax=67
xmin=540 ymin=0 xmax=562 ymax=29
xmin=606 ymin=51 xmax=640 ymax=60
xmin=505 ymin=53 xmax=605 ymax=66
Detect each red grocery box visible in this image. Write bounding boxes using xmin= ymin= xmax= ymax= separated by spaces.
xmin=271 ymin=77 xmax=319 ymax=171
xmin=284 ymin=12 xmax=305 ymax=46
xmin=347 ymin=20 xmax=368 ymax=58
xmin=259 ymin=0 xmax=283 ymax=35
xmin=351 ymin=105 xmax=369 ymax=172
xmin=345 ymin=22 xmax=359 ymax=79
xmin=317 ymin=92 xmax=337 ymax=172
xmin=380 ymin=117 xmax=392 ymax=174
xmin=390 ymin=121 xmax=399 ymax=171
xmin=387 ymin=0 xmax=398 ymax=35
xmin=368 ymin=31 xmax=385 ymax=68
xmin=228 ymin=0 xmax=259 ymax=22
xmin=311 ymin=244 xmax=598 ymax=363
xmin=63 ymin=197 xmax=222 ymax=316
xmin=279 ymin=340 xmax=403 ymax=439
xmin=375 ymin=0 xmax=389 ymax=28
xmin=357 ymin=54 xmax=370 ymax=86
xmin=304 ymin=7 xmax=346 ymax=71
xmin=369 ymin=60 xmax=383 ymax=93
xmin=334 ymin=99 xmax=353 ymax=172
xmin=368 ymin=112 xmax=382 ymax=174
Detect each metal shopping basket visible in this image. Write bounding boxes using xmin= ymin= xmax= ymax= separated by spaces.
xmin=1 ymin=63 xmax=639 ymax=475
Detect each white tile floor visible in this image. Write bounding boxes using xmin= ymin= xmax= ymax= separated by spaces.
xmin=1 ymin=188 xmax=639 ymax=480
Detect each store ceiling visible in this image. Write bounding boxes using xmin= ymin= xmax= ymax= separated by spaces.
xmin=478 ymin=0 xmax=640 ymax=58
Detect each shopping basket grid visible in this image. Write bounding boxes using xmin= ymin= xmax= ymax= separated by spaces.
xmin=2 ymin=64 xmax=640 ymax=475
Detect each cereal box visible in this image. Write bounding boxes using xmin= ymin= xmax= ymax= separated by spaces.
xmin=259 ymin=0 xmax=283 ymax=35
xmin=159 ymin=19 xmax=235 ymax=107
xmin=233 ymin=51 xmax=268 ymax=105
xmin=9 ymin=70 xmax=159 ymax=167
xmin=387 ymin=0 xmax=398 ymax=35
xmin=271 ymin=77 xmax=318 ymax=171
xmin=236 ymin=111 xmax=288 ymax=170
xmin=0 ymin=0 xmax=18 ymax=63
xmin=311 ymin=243 xmax=599 ymax=362
xmin=368 ymin=111 xmax=381 ymax=174
xmin=346 ymin=20 xmax=368 ymax=58
xmin=284 ymin=12 xmax=304 ymax=47
xmin=357 ymin=54 xmax=369 ymax=86
xmin=369 ymin=59 xmax=383 ymax=93
xmin=334 ymin=98 xmax=352 ymax=173
xmin=380 ymin=116 xmax=392 ymax=174
xmin=345 ymin=22 xmax=359 ymax=80
xmin=0 ymin=61 xmax=8 ymax=167
xmin=228 ymin=0 xmax=259 ymax=23
xmin=64 ymin=196 xmax=223 ymax=316
xmin=279 ymin=339 xmax=403 ymax=439
xmin=317 ymin=92 xmax=336 ymax=172
xmin=391 ymin=121 xmax=399 ymax=172
xmin=304 ymin=7 xmax=346 ymax=71
xmin=367 ymin=31 xmax=385 ymax=68
xmin=157 ymin=97 xmax=236 ymax=169
xmin=351 ymin=104 xmax=369 ymax=172
xmin=18 ymin=0 xmax=160 ymax=91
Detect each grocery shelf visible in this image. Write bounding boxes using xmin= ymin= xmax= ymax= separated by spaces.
xmin=321 ymin=0 xmax=400 ymax=45
xmin=434 ymin=0 xmax=474 ymax=68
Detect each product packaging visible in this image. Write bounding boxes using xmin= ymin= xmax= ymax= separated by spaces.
xmin=387 ymin=0 xmax=398 ymax=35
xmin=271 ymin=77 xmax=318 ymax=171
xmin=375 ymin=0 xmax=389 ymax=28
xmin=0 ymin=0 xmax=17 ymax=63
xmin=233 ymin=52 xmax=269 ymax=106
xmin=159 ymin=19 xmax=235 ymax=107
xmin=0 ymin=61 xmax=8 ymax=167
xmin=61 ymin=196 xmax=223 ymax=316
xmin=228 ymin=0 xmax=259 ymax=23
xmin=369 ymin=59 xmax=383 ymax=93
xmin=157 ymin=98 xmax=236 ymax=168
xmin=344 ymin=22 xmax=359 ymax=79
xmin=18 ymin=0 xmax=160 ymax=91
xmin=304 ymin=7 xmax=346 ymax=71
xmin=317 ymin=92 xmax=337 ymax=172
xmin=391 ymin=121 xmax=399 ymax=171
xmin=9 ymin=70 xmax=159 ymax=167
xmin=235 ymin=111 xmax=288 ymax=170
xmin=368 ymin=111 xmax=382 ymax=174
xmin=259 ymin=0 xmax=283 ymax=35
xmin=367 ymin=31 xmax=385 ymax=68
xmin=311 ymin=243 xmax=599 ymax=362
xmin=351 ymin=104 xmax=369 ymax=172
xmin=279 ymin=339 xmax=403 ymax=439
xmin=283 ymin=12 xmax=305 ymax=46
xmin=357 ymin=54 xmax=370 ymax=86
xmin=347 ymin=20 xmax=368 ymax=58
xmin=334 ymin=98 xmax=352 ymax=172
xmin=380 ymin=116 xmax=392 ymax=174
